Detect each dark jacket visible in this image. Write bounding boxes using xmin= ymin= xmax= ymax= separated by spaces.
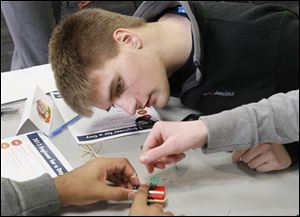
xmin=134 ymin=1 xmax=299 ymax=165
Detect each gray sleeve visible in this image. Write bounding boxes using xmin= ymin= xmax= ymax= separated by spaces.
xmin=1 ymin=174 xmax=61 ymax=216
xmin=201 ymin=90 xmax=299 ymax=154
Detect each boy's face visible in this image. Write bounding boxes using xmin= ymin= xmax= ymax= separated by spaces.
xmin=90 ymin=47 xmax=170 ymax=115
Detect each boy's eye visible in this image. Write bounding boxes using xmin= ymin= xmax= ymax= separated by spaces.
xmin=116 ymin=79 xmax=123 ymax=96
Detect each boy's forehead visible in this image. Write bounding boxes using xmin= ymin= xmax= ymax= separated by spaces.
xmin=89 ymin=68 xmax=117 ymax=108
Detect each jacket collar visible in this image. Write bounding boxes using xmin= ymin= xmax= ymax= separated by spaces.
xmin=134 ymin=1 xmax=203 ymax=83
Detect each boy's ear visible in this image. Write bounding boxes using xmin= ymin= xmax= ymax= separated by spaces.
xmin=113 ymin=28 xmax=142 ymax=49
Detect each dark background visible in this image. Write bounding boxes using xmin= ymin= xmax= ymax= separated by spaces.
xmin=1 ymin=1 xmax=298 ymax=72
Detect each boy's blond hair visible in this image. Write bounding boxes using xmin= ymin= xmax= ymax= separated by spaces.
xmin=49 ymin=8 xmax=145 ymax=117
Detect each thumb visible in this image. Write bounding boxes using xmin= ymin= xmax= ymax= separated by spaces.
xmin=140 ymin=138 xmax=175 ymax=164
xmin=103 ymin=186 xmax=131 ymax=201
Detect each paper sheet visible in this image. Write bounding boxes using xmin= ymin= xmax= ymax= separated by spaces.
xmin=1 ymin=131 xmax=73 ymax=182
xmin=50 ymin=91 xmax=161 ymax=144
xmin=1 ymin=64 xmax=57 ymax=105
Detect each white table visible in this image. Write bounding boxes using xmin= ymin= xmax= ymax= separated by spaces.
xmin=1 ymin=66 xmax=299 ymax=216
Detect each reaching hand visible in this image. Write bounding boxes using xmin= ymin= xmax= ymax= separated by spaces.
xmin=139 ymin=120 xmax=208 ymax=173
xmin=232 ymin=143 xmax=292 ymax=172
xmin=54 ymin=157 xmax=140 ymax=207
xmin=129 ymin=184 xmax=173 ymax=216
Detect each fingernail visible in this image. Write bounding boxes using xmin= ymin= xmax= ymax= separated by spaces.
xmin=130 ymin=173 xmax=138 ymax=178
xmin=139 ymin=154 xmax=149 ymax=163
xmin=128 ymin=191 xmax=135 ymax=200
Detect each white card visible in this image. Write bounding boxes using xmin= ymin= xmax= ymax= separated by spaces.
xmin=1 ymin=131 xmax=73 ymax=182
xmin=17 ymin=86 xmax=53 ymax=136
xmin=50 ymin=91 xmax=161 ymax=144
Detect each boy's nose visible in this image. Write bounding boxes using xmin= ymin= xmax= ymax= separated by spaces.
xmin=114 ymin=97 xmax=137 ymax=115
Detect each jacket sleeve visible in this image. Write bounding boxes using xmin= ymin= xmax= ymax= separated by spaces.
xmin=1 ymin=174 xmax=61 ymax=216
xmin=201 ymin=90 xmax=299 ymax=153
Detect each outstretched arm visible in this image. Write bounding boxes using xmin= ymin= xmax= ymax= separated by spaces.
xmin=1 ymin=157 xmax=140 ymax=216
xmin=140 ymin=90 xmax=299 ymax=173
